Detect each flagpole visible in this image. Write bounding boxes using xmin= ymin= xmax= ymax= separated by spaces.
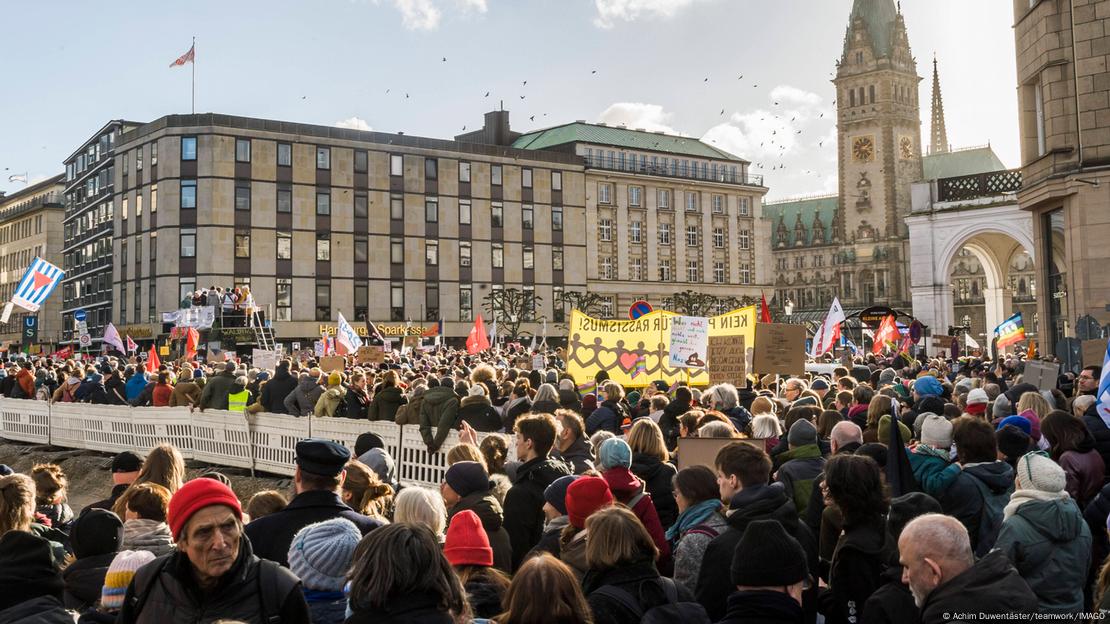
xmin=191 ymin=36 xmax=195 ymax=114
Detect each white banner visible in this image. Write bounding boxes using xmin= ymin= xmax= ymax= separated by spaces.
xmin=668 ymin=316 xmax=710 ymax=369
xmin=163 ymin=306 xmax=216 ymax=329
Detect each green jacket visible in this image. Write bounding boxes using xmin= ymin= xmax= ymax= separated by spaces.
xmin=314 ymin=385 xmax=348 ymax=417
xmin=369 ymin=385 xmax=406 ymax=422
xmin=994 ymin=497 xmax=1091 ymax=615
xmin=774 ymin=443 xmax=825 ymax=519
xmin=199 ymin=371 xmax=236 ymax=410
xmin=419 ymin=386 xmax=460 ymax=452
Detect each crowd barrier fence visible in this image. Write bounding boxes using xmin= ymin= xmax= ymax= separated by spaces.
xmin=0 ymin=398 xmax=515 ymax=488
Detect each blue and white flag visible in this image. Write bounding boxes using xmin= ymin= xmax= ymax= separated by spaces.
xmin=1097 ymin=338 xmax=1110 ymax=427
xmin=335 ymin=312 xmax=363 ymax=355
xmin=12 ymin=257 xmax=63 ymax=312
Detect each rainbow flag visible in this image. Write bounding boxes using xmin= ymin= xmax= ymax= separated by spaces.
xmin=994 ymin=313 xmax=1026 ymax=349
xmin=576 ymin=380 xmax=597 ymax=397
xmin=630 ymin=354 xmax=647 ymax=379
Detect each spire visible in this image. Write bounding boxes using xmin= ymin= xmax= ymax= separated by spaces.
xmin=930 ymin=55 xmax=949 ymax=154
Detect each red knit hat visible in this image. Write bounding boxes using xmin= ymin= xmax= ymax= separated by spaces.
xmin=566 ymin=476 xmax=614 ymax=529
xmin=167 ymin=478 xmax=243 ymax=540
xmin=443 ymin=510 xmax=492 ymax=567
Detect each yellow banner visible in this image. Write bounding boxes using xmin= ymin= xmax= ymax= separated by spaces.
xmin=566 ymin=306 xmax=756 ymax=388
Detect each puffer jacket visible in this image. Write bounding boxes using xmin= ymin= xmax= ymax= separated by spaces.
xmin=585 ymin=399 xmax=625 ymax=435
xmin=503 ymin=456 xmax=573 ymax=570
xmin=283 ymin=375 xmax=324 ymax=417
xmin=368 ymin=385 xmax=406 ymax=422
xmin=314 ymin=385 xmax=348 ymax=417
xmin=457 ymin=395 xmax=502 ymax=432
xmin=419 ymin=386 xmax=459 ymax=452
xmin=168 ymin=380 xmax=201 ymax=408
xmin=629 ymin=452 xmax=679 ymax=528
xmin=449 ymin=490 xmax=513 ymax=573
xmin=994 ymin=497 xmax=1092 ymax=615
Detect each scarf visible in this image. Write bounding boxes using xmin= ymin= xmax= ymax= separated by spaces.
xmin=122 ymin=519 xmax=176 ymax=557
xmin=666 ymin=498 xmax=723 ymax=543
xmin=1003 ymin=488 xmax=1069 ymax=520
xmin=913 ymin=444 xmax=950 ymax=461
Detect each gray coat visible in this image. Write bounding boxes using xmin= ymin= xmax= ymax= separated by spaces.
xmin=283 ymin=375 xmax=324 ymax=417
xmin=672 ymin=511 xmax=728 ymax=595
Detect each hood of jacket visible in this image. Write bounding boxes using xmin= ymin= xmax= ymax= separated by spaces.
xmin=777 ymin=443 xmax=823 ymax=462
xmin=602 ymin=466 xmax=643 ymax=498
xmin=558 ymin=388 xmax=581 ymax=405
xmin=375 ymin=385 xmax=403 ymax=401
xmin=230 ymin=380 xmax=248 ymax=394
xmin=559 ymin=435 xmax=593 ymax=462
xmin=726 ymin=482 xmax=798 ymax=533
xmin=297 ymin=376 xmax=318 ymax=392
xmin=630 ymin=453 xmax=667 ymax=481
xmin=423 ymin=385 xmax=458 ymax=407
xmin=923 ymin=550 xmax=1036 ymax=616
xmin=272 ymin=367 xmax=292 ymax=382
xmin=453 ymin=491 xmax=504 ymax=532
xmin=323 ymin=385 xmax=347 ymax=401
xmin=460 ymin=395 xmax=492 ymax=409
xmin=122 ymin=518 xmax=175 ymax=555
xmin=1013 ymin=497 xmax=1085 ymax=542
xmin=963 ymin=460 xmax=1015 ymax=495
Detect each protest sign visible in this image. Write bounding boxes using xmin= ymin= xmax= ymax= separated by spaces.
xmin=708 ymin=335 xmax=746 ymax=385
xmin=1023 ymin=360 xmax=1060 ymax=391
xmin=532 ymin=353 xmax=545 ymax=370
xmin=676 ymin=437 xmax=765 ymax=471
xmin=566 ymin=307 xmax=755 ymax=387
xmin=753 ymin=323 xmax=806 ymax=376
xmin=319 ymin=355 xmax=346 ymax=373
xmin=669 ymin=316 xmax=710 ymax=369
xmin=1083 ymin=339 xmax=1107 ymax=367
xmin=252 ymin=348 xmax=278 ymax=371
xmin=357 ymin=346 xmax=386 ymax=364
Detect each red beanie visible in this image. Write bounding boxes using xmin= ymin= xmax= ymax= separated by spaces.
xmin=566 ymin=476 xmax=614 ymax=529
xmin=443 ymin=510 xmax=493 ymax=567
xmin=167 ymin=478 xmax=243 ymax=541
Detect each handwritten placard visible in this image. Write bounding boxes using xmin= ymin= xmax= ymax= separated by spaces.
xmin=708 ymin=335 xmax=746 ymax=385
xmin=753 ymin=323 xmax=806 ymax=376
xmin=669 ymin=316 xmax=710 ymax=369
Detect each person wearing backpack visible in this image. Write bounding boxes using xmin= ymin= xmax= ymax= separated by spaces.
xmin=582 ymin=506 xmax=709 ymax=624
xmin=114 ymin=477 xmax=309 ymax=624
xmin=597 ymin=438 xmax=671 ymax=569
xmin=314 ymin=371 xmax=348 ymax=418
xmin=937 ymin=417 xmax=1014 ymax=556
xmin=667 ymin=466 xmax=726 ymax=594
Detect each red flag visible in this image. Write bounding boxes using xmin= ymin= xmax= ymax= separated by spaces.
xmin=146 ymin=345 xmax=161 ymax=374
xmin=169 ymin=44 xmax=195 ymax=68
xmin=185 ymin=327 xmax=199 ymax=361
xmin=759 ymin=292 xmax=772 ymax=323
xmin=126 ymin=335 xmax=138 ymax=353
xmin=53 ymin=346 xmax=73 ymax=360
xmin=872 ymin=315 xmax=899 ymax=355
xmin=466 ymin=316 xmax=491 ymax=354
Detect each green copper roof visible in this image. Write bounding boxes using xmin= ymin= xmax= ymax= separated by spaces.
xmin=512 ymin=122 xmax=746 ymax=162
xmin=922 ymin=146 xmax=1006 ymax=181
xmin=851 ymin=0 xmax=899 ymax=58
xmin=763 ymin=195 xmax=839 ymax=246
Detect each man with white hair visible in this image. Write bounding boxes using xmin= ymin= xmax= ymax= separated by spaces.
xmin=898 ymin=513 xmax=1036 ymax=623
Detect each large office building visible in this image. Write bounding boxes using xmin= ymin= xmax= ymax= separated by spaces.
xmin=0 ymin=175 xmax=66 ymax=349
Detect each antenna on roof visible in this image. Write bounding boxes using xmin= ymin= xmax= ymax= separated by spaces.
xmin=500 ymin=100 xmax=503 ymax=112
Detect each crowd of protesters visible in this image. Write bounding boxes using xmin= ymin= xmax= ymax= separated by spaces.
xmin=0 ymin=344 xmax=1109 ymax=622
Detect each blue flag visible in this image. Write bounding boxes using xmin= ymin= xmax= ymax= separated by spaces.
xmin=1097 ymin=339 xmax=1110 ymax=427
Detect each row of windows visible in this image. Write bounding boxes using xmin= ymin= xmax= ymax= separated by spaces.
xmin=599 ymin=256 xmax=750 ymax=284
xmin=597 ymin=219 xmax=751 ymax=249
xmin=0 ymin=245 xmax=44 ymax=275
xmin=65 ymin=130 xmax=118 ymax=182
xmin=0 ymin=215 xmax=43 ymax=246
xmin=583 ymin=148 xmax=747 ymax=185
xmin=597 ymin=184 xmax=752 ymax=215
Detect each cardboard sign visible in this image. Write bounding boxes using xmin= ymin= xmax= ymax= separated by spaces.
xmin=669 ymin=316 xmax=710 ymax=369
xmin=252 ymin=348 xmax=279 ymax=371
xmin=319 ymin=355 xmax=346 ymax=373
xmin=1023 ymin=360 xmax=1060 ymax=391
xmin=532 ymin=353 xmax=545 ymax=370
xmin=676 ymin=437 xmax=765 ymax=472
xmin=158 ymin=346 xmax=170 ymax=356
xmin=207 ymin=349 xmax=226 ymax=363
xmin=357 ymin=346 xmax=386 ymax=364
xmin=708 ymin=335 xmax=747 ymax=386
xmin=931 ymin=335 xmax=956 ymax=351
xmin=753 ymin=323 xmax=807 ymax=376
xmin=1083 ymin=339 xmax=1107 ymax=367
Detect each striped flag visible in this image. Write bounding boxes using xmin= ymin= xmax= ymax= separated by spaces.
xmin=576 ymin=380 xmax=597 ymax=396
xmin=170 ymin=43 xmax=195 ymax=68
xmin=11 ymin=257 xmax=64 ymax=312
xmin=994 ymin=313 xmax=1026 ymax=349
xmin=126 ymin=335 xmax=139 ymax=353
xmin=630 ymin=354 xmax=647 ymax=379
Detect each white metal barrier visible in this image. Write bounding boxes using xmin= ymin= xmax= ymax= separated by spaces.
xmin=0 ymin=398 xmax=516 ymax=488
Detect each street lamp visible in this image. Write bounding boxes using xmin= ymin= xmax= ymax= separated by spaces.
xmin=784 ymin=299 xmax=794 ymax=322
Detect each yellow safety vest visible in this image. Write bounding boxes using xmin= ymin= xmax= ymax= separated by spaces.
xmin=228 ymin=389 xmax=250 ymax=412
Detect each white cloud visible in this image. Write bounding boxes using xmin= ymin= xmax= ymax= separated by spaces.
xmin=456 ymin=0 xmax=487 ymax=12
xmin=597 ymin=102 xmax=679 ymax=134
xmin=336 ymin=117 xmax=372 ymax=131
xmin=593 ymin=0 xmax=701 ymax=28
xmin=393 ymin=0 xmax=441 ymax=30
xmin=769 ymin=84 xmax=823 ymax=108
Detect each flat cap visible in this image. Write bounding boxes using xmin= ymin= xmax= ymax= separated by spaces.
xmin=295 ymin=438 xmax=351 ymax=477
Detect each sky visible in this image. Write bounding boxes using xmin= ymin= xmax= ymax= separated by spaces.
xmin=0 ymin=0 xmax=1018 ymax=202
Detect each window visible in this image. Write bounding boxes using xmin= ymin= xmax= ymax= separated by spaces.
xmin=390 ymin=238 xmax=404 ymax=264
xmin=630 ymin=221 xmax=642 ymax=243
xmin=355 ymin=284 xmax=368 ymax=321
xmin=277 ymin=231 xmax=292 ymax=260
xmin=136 ymin=147 xmax=143 ymax=170
xmin=552 ymin=206 xmax=563 ymax=231
xmin=659 ymin=259 xmax=672 ymax=281
xmin=426 ymin=240 xmax=439 ymax=265
xmin=390 ymin=283 xmax=404 ymax=321
xmin=136 ymin=195 xmax=143 ymax=218
xmin=523 ymin=245 xmax=534 ymax=270
xmin=686 ymin=192 xmax=698 ymax=212
xmin=354 ymin=236 xmax=368 ymax=263
xmin=179 ymin=278 xmax=195 ymax=305
xmin=599 ymin=219 xmax=612 ymax=241
xmin=390 ymin=194 xmax=403 ymax=220
xmin=459 ymin=162 xmax=471 ymax=182
xmin=277 ymin=189 xmax=292 ymax=213
xmin=659 ymin=223 xmax=672 ymax=245
xmin=713 ymin=227 xmax=725 ymax=248
xmin=460 ymin=241 xmax=472 ymax=267
xmin=599 ymin=183 xmax=612 ymax=204
xmin=277 ymin=143 xmax=292 ymax=167
xmin=180 ymin=228 xmax=196 ymax=257
xmin=354 ymin=150 xmax=368 ymax=173
xmin=869 ymin=84 xmax=876 ymax=104
xmin=235 ymin=139 xmax=251 ymax=163
xmin=316 ymin=282 xmax=331 ymax=321
xmin=492 ymin=243 xmax=504 ymax=268
xmin=739 ymin=196 xmax=751 ymax=216
xmin=600 ymin=256 xmax=613 ymax=279
xmin=686 ymin=225 xmax=698 ymax=247
xmin=235 ymin=184 xmax=251 ymax=211
xmin=740 ymin=263 xmax=751 ymax=285
xmin=687 ymin=260 xmax=699 ymax=283
xmin=316 ymin=191 xmax=330 ymax=215
xmin=739 ymin=229 xmax=750 ymax=250
xmin=522 ymin=205 xmax=533 ymax=229
xmin=354 ymin=192 xmax=368 ymax=218
xmin=552 ymin=171 xmax=562 ymax=191
xmin=390 ymin=154 xmax=403 ymax=176
xmin=425 ymin=284 xmax=439 ymax=321
xmin=629 ymin=257 xmax=642 ymax=280
xmin=425 ymin=196 xmax=438 ymax=222
xmin=234 ymin=232 xmax=250 ymax=258
xmin=272 ymin=278 xmax=291 ymax=321
xmin=714 ymin=262 xmax=726 ymax=284
xmin=712 ymin=195 xmax=724 ymax=213
xmin=459 ymin=285 xmax=473 ymax=321
xmin=316 ymin=234 xmax=331 ymax=261
xmin=491 ymin=202 xmax=503 ymax=228
xmin=600 ymin=296 xmax=614 ymax=319
xmin=425 ymin=158 xmax=438 ymax=179
xmin=491 ymin=165 xmax=502 ymax=186
xmin=181 ymin=136 xmax=197 ymax=160
xmin=553 ymin=246 xmax=564 ymax=271
xmin=316 ymin=146 xmax=330 ymax=169
xmin=849 ymin=88 xmax=856 ymax=107
xmin=1034 ymin=78 xmax=1046 ymax=157
xmin=150 ymin=184 xmax=157 ymax=213
xmin=629 ymin=186 xmax=642 ymax=206
xmin=181 ymin=179 xmax=197 ymax=209
xmin=522 ymin=168 xmax=533 ymax=188
xmin=459 ymin=199 xmax=471 ymax=225
xmin=151 ymin=143 xmax=158 ymax=166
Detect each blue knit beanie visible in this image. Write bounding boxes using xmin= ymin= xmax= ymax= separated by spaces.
xmin=544 ymin=475 xmax=578 ymax=515
xmin=598 ymin=438 xmax=632 ymax=470
xmin=288 ymin=518 xmax=361 ymax=591
xmin=913 ymin=375 xmax=943 ymax=397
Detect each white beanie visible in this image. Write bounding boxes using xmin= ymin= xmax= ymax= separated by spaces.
xmin=1016 ymin=452 xmax=1067 ymax=494
xmin=966 ymin=388 xmax=989 ymax=406
xmin=919 ymin=414 xmax=953 ymax=449
xmin=468 ymin=384 xmax=486 ymax=397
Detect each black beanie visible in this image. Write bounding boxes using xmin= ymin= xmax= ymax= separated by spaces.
xmin=0 ymin=531 xmax=64 ymax=611
xmin=855 ymin=443 xmax=889 ymax=469
xmin=996 ymin=425 xmax=1033 ymax=462
xmin=355 ymin=432 xmax=385 ymax=457
xmin=444 ymin=461 xmax=490 ymax=498
xmin=731 ymin=519 xmax=808 ymax=587
xmin=887 ymin=492 xmax=942 ymax=541
xmin=69 ymin=508 xmax=124 ymax=559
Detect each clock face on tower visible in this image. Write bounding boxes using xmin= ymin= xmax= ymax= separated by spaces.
xmin=852 ymin=136 xmax=875 ymax=162
xmin=900 ymin=136 xmax=914 ymax=159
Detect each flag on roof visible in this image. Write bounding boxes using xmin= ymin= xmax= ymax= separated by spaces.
xmin=170 ymin=43 xmax=195 ymax=68
xmin=11 ymin=257 xmax=64 ymax=313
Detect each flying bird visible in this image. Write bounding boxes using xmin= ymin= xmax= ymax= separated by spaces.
xmin=591 ymin=70 xmax=597 ymax=74
xmin=720 ymin=109 xmax=725 ymax=115
xmin=523 ymin=80 xmax=527 ymax=86
xmin=704 ymin=77 xmax=709 ymax=82
xmin=461 ymin=126 xmax=466 ymax=131
xmin=519 ymin=95 xmax=525 ymax=99
xmin=738 ymin=74 xmax=743 ymax=79
xmin=442 ymin=57 xmax=447 ymax=62
xmin=529 ymin=115 xmax=535 ymax=121
xmin=484 ymin=91 xmax=490 ymax=97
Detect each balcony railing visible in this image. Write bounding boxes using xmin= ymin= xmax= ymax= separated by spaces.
xmin=0 ymin=192 xmax=63 ymax=223
xmin=937 ymin=169 xmax=1022 ymax=202
xmin=583 ymin=155 xmax=764 ymax=187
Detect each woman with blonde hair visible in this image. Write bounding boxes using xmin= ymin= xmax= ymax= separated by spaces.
xmin=471 ymin=363 xmax=500 ymax=400
xmin=393 ymin=486 xmax=448 ymax=541
xmin=627 ymin=419 xmax=678 ymax=527
xmin=531 ymin=383 xmax=561 ymax=415
xmin=496 ymin=553 xmax=593 ymax=624
xmin=342 ymin=460 xmax=395 ymax=521
xmin=112 ymin=443 xmax=186 ymax=519
xmin=750 ymin=395 xmax=777 ymax=418
xmin=862 ymin=394 xmax=894 ymax=444
xmin=0 ymin=474 xmax=35 ymax=536
xmin=447 ymin=443 xmax=487 ymax=468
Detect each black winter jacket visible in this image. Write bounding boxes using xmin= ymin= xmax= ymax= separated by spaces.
xmin=630 ymin=452 xmax=679 ymax=528
xmin=554 ymin=436 xmax=595 ymax=474
xmin=449 ymin=490 xmax=513 ymax=573
xmin=244 ymin=489 xmax=384 ymax=567
xmin=818 ymin=516 xmax=891 ymax=624
xmin=918 ymin=551 xmax=1037 ymax=624
xmin=503 ymin=455 xmax=572 ymax=571
xmin=1083 ymin=402 xmax=1110 ymax=480
xmin=659 ymin=398 xmax=691 ymax=450
xmin=861 ymin=562 xmax=918 ymax=624
xmin=63 ymin=552 xmax=116 ymax=611
xmin=260 ymin=368 xmax=297 ymax=414
xmin=343 ymin=384 xmax=370 ymax=419
xmin=583 ymin=558 xmax=693 ymax=624
xmin=457 ymin=395 xmax=503 ymax=432
xmin=718 ymin=590 xmax=806 ymax=624
xmin=937 ymin=460 xmax=1013 ymax=556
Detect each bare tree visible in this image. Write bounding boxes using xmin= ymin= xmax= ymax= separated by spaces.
xmin=554 ymin=290 xmax=607 ymax=329
xmin=483 ymin=288 xmax=543 ymax=340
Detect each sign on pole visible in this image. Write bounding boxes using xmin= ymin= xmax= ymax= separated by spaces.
xmin=73 ymin=309 xmax=87 ymax=323
xmin=23 ymin=316 xmax=38 ymax=343
xmin=753 ymin=323 xmax=807 ymax=376
xmin=707 ymin=336 xmax=746 ymax=386
xmin=669 ymin=316 xmax=710 ymax=369
xmin=1023 ymin=360 xmax=1061 ymax=391
xmin=629 ymin=300 xmax=653 ymax=320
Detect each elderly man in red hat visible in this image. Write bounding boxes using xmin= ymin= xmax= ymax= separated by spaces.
xmin=116 ymin=478 xmax=309 ymax=623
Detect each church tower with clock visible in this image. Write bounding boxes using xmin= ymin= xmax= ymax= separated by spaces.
xmin=832 ymin=0 xmax=922 ymax=309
